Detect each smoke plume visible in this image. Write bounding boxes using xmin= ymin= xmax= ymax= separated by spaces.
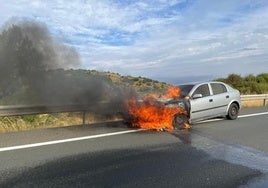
xmin=0 ymin=20 xmax=131 ymax=115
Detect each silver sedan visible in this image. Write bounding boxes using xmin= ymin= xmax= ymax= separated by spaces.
xmin=167 ymin=81 xmax=241 ymax=128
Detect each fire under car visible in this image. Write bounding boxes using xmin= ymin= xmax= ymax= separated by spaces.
xmin=165 ymin=81 xmax=241 ymax=129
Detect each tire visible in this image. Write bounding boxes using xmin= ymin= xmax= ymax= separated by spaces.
xmin=173 ymin=114 xmax=188 ymax=129
xmin=227 ymin=103 xmax=239 ymax=120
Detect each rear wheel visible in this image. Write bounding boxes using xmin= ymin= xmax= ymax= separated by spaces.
xmin=227 ymin=103 xmax=239 ymax=120
xmin=173 ymin=114 xmax=188 ymax=129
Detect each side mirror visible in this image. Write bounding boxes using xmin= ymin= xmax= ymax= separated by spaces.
xmin=192 ymin=94 xmax=203 ymax=99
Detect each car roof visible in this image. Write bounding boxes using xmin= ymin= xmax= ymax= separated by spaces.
xmin=177 ymin=81 xmax=226 ymax=86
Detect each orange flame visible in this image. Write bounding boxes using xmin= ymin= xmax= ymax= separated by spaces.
xmin=127 ymin=86 xmax=188 ymax=131
xmin=184 ymin=122 xmax=191 ymax=129
xmin=161 ymin=85 xmax=180 ymax=99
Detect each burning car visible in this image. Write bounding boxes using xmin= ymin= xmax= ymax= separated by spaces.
xmin=166 ymin=81 xmax=241 ymax=129
xmin=127 ymin=81 xmax=240 ymax=131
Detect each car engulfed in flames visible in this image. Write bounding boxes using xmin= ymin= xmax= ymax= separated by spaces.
xmin=127 ymin=86 xmax=190 ymax=131
xmin=126 ymin=81 xmax=241 ymax=131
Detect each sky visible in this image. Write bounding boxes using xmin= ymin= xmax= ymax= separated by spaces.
xmin=1 ymin=0 xmax=268 ymax=83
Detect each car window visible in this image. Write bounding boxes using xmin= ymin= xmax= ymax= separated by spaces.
xmin=211 ymin=83 xmax=227 ymax=95
xmin=192 ymin=84 xmax=210 ymax=97
xmin=178 ymin=84 xmax=195 ymax=97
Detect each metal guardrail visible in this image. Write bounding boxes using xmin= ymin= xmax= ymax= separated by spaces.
xmin=0 ymin=102 xmax=125 ymax=125
xmin=241 ymin=94 xmax=268 ymax=106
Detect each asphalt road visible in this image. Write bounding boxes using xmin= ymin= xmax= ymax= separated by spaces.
xmin=0 ymin=107 xmax=268 ymax=188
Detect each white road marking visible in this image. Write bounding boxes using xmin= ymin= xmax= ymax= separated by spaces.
xmin=1 ymin=111 xmax=267 ymax=152
xmin=238 ymin=111 xmax=268 ymax=118
xmin=194 ymin=111 xmax=268 ymax=124
xmin=0 ymin=129 xmax=144 ymax=152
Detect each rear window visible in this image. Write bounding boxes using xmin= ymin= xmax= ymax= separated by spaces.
xmin=211 ymin=83 xmax=227 ymax=95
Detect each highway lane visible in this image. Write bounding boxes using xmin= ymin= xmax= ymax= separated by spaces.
xmin=193 ymin=106 xmax=268 ymax=152
xmin=0 ymin=107 xmax=267 ymax=187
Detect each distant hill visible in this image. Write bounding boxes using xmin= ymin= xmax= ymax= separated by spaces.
xmin=86 ymin=70 xmax=169 ymax=98
xmin=0 ymin=69 xmax=169 ymax=105
xmin=91 ymin=71 xmax=268 ymax=95
xmin=0 ymin=69 xmax=267 ymax=106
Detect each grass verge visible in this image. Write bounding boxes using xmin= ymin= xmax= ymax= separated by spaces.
xmin=241 ymin=100 xmax=267 ymax=108
xmin=0 ymin=113 xmax=122 ymax=133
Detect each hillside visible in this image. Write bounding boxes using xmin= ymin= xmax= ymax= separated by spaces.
xmin=0 ymin=69 xmax=267 ymax=106
xmin=93 ymin=71 xmax=268 ymax=95
xmin=96 ymin=71 xmax=168 ymax=98
xmin=0 ymin=69 xmax=169 ymax=105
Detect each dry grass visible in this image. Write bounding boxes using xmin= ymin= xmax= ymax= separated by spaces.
xmin=0 ymin=113 xmax=81 ymax=133
xmin=0 ymin=112 xmax=123 ymax=133
xmin=241 ymin=100 xmax=267 ymax=108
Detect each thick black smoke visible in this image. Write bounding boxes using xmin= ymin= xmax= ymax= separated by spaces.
xmin=0 ymin=20 xmax=131 ymax=115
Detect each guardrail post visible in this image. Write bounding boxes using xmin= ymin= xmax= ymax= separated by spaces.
xmin=82 ymin=111 xmax=86 ymax=125
xmin=264 ymin=99 xmax=267 ymax=107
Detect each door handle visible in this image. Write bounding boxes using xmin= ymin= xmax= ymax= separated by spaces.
xmin=226 ymin=95 xmax=229 ymax=99
xmin=209 ymin=99 xmax=213 ymax=102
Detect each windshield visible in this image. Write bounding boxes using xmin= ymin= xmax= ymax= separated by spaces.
xmin=178 ymin=84 xmax=195 ymax=97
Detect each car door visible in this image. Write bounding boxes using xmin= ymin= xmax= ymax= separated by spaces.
xmin=209 ymin=83 xmax=231 ymax=115
xmin=190 ymin=83 xmax=215 ymax=121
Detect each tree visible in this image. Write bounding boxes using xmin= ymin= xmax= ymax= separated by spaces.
xmin=244 ymin=74 xmax=256 ymax=82
xmin=226 ymin=74 xmax=244 ymax=88
xmin=256 ymin=73 xmax=268 ymax=83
